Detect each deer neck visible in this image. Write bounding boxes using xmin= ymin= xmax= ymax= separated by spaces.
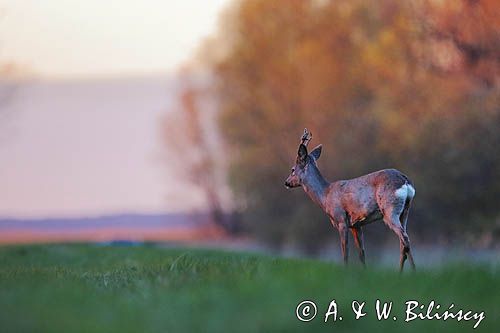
xmin=302 ymin=163 xmax=329 ymax=208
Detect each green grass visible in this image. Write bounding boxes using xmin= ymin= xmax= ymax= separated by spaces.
xmin=0 ymin=244 xmax=498 ymax=333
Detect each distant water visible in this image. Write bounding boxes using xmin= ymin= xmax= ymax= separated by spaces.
xmin=0 ymin=213 xmax=213 ymax=243
xmin=0 ymin=213 xmax=208 ymax=230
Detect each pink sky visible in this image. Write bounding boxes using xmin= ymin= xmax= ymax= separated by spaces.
xmin=0 ymin=77 xmax=208 ymax=218
xmin=0 ymin=1 xmax=232 ymax=218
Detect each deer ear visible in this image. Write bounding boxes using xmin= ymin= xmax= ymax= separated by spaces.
xmin=309 ymin=144 xmax=322 ymax=161
xmin=297 ymin=144 xmax=308 ymax=162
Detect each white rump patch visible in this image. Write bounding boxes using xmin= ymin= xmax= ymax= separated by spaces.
xmin=395 ymin=184 xmax=416 ymax=199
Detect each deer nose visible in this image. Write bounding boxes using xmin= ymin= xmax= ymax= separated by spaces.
xmin=284 ymin=181 xmax=291 ymax=188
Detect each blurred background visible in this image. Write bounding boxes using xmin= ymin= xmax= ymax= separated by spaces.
xmin=0 ymin=0 xmax=499 ymax=264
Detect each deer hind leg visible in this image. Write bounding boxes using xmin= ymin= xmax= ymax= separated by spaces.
xmin=382 ymin=203 xmax=412 ymax=273
xmin=351 ymin=227 xmax=366 ymax=267
xmin=399 ymin=200 xmax=416 ymax=271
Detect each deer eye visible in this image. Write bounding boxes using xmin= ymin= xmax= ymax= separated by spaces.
xmin=291 ymin=168 xmax=295 ymax=173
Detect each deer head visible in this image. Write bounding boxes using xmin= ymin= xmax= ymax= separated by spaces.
xmin=284 ymin=128 xmax=322 ymax=189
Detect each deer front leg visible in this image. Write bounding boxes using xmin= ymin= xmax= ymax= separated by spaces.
xmin=337 ymin=222 xmax=349 ymax=266
xmin=351 ymin=227 xmax=366 ymax=267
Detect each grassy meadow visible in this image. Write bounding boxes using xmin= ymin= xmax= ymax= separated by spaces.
xmin=0 ymin=244 xmax=498 ymax=333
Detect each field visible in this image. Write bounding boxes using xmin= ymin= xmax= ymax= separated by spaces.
xmin=0 ymin=244 xmax=498 ymax=333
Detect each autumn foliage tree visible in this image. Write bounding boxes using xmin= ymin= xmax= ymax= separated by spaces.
xmin=206 ymin=0 xmax=499 ymax=252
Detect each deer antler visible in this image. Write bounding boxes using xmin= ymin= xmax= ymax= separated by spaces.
xmin=300 ymin=128 xmax=312 ymax=147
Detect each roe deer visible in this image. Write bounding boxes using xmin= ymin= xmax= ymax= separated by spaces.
xmin=284 ymin=129 xmax=416 ymax=272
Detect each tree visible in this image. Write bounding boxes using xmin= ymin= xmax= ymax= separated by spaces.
xmin=163 ymin=69 xmax=235 ymax=234
xmin=207 ymin=0 xmax=500 ymax=251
